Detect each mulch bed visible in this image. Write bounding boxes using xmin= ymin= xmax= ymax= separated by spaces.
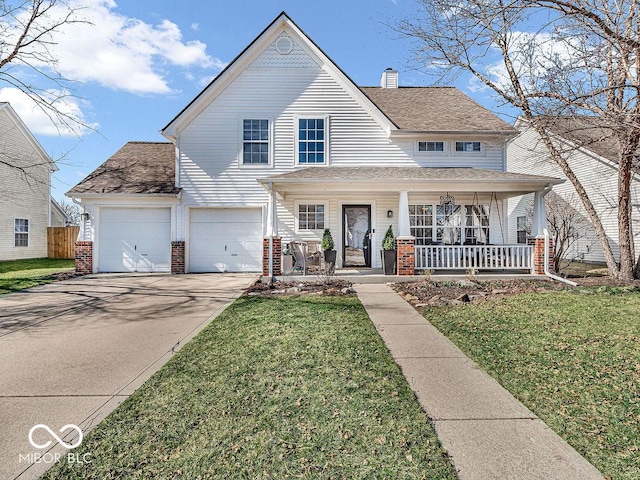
xmin=393 ymin=276 xmax=640 ymax=307
xmin=245 ymin=278 xmax=355 ymax=296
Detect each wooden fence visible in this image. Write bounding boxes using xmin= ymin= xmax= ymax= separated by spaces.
xmin=47 ymin=226 xmax=80 ymax=259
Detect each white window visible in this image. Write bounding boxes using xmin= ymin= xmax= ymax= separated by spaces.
xmin=410 ymin=203 xmax=490 ymax=245
xmin=409 ymin=205 xmax=434 ymax=245
xmin=15 ymin=218 xmax=29 ymax=247
xmin=455 ymin=141 xmax=481 ymax=152
xmin=417 ymin=141 xmax=444 ymax=153
xmin=465 ymin=205 xmax=490 ymax=244
xmin=517 ymin=216 xmax=528 ymax=243
xmin=297 ymin=118 xmax=327 ymax=165
xmin=298 ymin=204 xmax=325 ymax=230
xmin=243 ymin=119 xmax=269 ymax=164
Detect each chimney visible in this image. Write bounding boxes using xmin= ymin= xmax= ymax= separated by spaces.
xmin=380 ymin=67 xmax=398 ymax=88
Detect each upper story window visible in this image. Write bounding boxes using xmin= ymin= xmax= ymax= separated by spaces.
xmin=298 ymin=118 xmax=326 ymax=164
xmin=15 ymin=218 xmax=29 ymax=247
xmin=417 ymin=141 xmax=444 ymax=153
xmin=243 ymin=119 xmax=269 ymax=165
xmin=455 ymin=141 xmax=481 ymax=153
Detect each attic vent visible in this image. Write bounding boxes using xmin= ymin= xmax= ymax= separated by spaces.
xmin=275 ymin=36 xmax=293 ymax=55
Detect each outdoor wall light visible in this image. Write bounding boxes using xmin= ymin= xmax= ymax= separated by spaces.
xmin=81 ymin=212 xmax=90 ymax=221
xmin=387 ymin=210 xmax=393 ymax=218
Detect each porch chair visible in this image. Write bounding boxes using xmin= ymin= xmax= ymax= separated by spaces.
xmin=290 ymin=241 xmax=322 ymax=275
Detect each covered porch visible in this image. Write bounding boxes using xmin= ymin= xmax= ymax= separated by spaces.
xmin=259 ymin=167 xmax=563 ymax=277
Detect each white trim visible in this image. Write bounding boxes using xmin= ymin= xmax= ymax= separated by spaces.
xmin=294 ymin=115 xmax=330 ymax=166
xmin=415 ymin=140 xmax=447 ymax=156
xmin=13 ymin=217 xmax=30 ymax=247
xmin=238 ymin=116 xmax=275 ymax=168
xmin=161 ymin=14 xmax=396 ymax=139
xmin=295 ymin=200 xmax=328 ymax=233
xmin=455 ymin=141 xmax=484 ymax=155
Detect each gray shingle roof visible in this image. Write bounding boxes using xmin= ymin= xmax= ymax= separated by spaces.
xmin=67 ymin=142 xmax=179 ymax=195
xmin=537 ymin=116 xmax=640 ymax=172
xmin=264 ymin=166 xmax=561 ymax=184
xmin=361 ymin=87 xmax=516 ymax=133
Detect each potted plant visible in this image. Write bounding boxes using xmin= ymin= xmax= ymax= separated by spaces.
xmin=382 ymin=225 xmax=396 ymax=275
xmin=322 ymin=228 xmax=337 ymax=268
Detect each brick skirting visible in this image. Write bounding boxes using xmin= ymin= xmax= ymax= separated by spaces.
xmin=171 ymin=241 xmax=186 ymax=274
xmin=396 ymin=237 xmax=415 ymax=276
xmin=262 ymin=237 xmax=282 ymax=277
xmin=533 ymin=237 xmax=554 ymax=275
xmin=75 ymin=241 xmax=93 ymax=275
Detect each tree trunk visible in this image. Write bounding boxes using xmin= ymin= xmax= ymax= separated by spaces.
xmin=617 ymin=151 xmax=635 ymax=280
xmin=531 ymin=121 xmax=621 ymax=278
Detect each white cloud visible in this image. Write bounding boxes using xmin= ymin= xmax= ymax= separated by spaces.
xmin=9 ymin=0 xmax=224 ymax=95
xmin=191 ymin=23 xmax=199 ymax=31
xmin=0 ymin=87 xmax=98 ymax=137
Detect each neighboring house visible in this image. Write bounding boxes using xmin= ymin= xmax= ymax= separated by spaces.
xmin=68 ymin=12 xmax=561 ymax=275
xmin=507 ymin=116 xmax=640 ymax=265
xmin=50 ymin=197 xmax=72 ymax=227
xmin=0 ymin=103 xmax=59 ymax=261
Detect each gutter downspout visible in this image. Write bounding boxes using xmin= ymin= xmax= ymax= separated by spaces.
xmin=537 ymin=184 xmax=577 ymax=286
xmin=544 ymin=228 xmax=577 ymax=286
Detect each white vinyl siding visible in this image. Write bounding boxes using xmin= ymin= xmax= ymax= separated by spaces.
xmin=0 ymin=108 xmax=50 ymax=260
xmin=507 ymin=124 xmax=640 ymax=263
xmin=176 ymin=31 xmax=507 ymax=211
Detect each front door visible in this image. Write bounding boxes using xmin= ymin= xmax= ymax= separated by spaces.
xmin=342 ymin=205 xmax=371 ymax=267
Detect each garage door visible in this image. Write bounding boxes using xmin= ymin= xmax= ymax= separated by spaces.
xmin=189 ymin=208 xmax=262 ymax=272
xmin=99 ymin=207 xmax=171 ymax=272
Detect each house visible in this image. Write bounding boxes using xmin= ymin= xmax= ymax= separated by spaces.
xmin=507 ymin=116 xmax=640 ymax=266
xmin=0 ymin=103 xmax=60 ymax=261
xmin=67 ymin=12 xmax=561 ymax=276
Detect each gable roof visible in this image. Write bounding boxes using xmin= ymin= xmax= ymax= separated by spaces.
xmin=161 ymin=12 xmax=397 ymax=139
xmin=361 ymin=87 xmax=515 ymax=133
xmin=0 ymin=102 xmax=56 ymax=171
xmin=67 ymin=142 xmax=179 ymax=196
xmin=523 ymin=116 xmax=640 ymax=172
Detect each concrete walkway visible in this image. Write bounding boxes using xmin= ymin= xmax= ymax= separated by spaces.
xmin=354 ymin=283 xmax=604 ymax=480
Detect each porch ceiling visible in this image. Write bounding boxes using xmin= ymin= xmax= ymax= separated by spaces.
xmin=260 ymin=167 xmax=563 ymax=198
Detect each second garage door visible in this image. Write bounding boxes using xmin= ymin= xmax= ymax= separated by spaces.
xmin=189 ymin=208 xmax=262 ymax=272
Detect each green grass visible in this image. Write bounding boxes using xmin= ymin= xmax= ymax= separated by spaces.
xmin=0 ymin=258 xmax=74 ymax=294
xmin=45 ymin=295 xmax=456 ymax=480
xmin=420 ymin=288 xmax=640 ymax=480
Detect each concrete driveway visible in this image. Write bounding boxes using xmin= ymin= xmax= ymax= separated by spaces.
xmin=0 ymin=273 xmax=255 ymax=480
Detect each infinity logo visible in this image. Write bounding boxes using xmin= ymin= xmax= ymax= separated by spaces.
xmin=28 ymin=424 xmax=83 ymax=450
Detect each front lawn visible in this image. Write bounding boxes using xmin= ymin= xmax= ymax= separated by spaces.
xmin=0 ymin=258 xmax=75 ymax=294
xmin=45 ymin=295 xmax=456 ymax=479
xmin=420 ymin=287 xmax=640 ymax=480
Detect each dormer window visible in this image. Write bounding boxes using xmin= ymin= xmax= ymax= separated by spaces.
xmin=243 ymin=119 xmax=269 ymax=164
xmin=417 ymin=141 xmax=444 ymax=153
xmin=455 ymin=141 xmax=481 ymax=152
xmin=297 ymin=117 xmax=327 ymax=165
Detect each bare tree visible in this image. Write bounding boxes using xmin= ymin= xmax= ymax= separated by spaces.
xmin=528 ymin=192 xmax=593 ymax=273
xmin=58 ymin=197 xmax=80 ymax=224
xmin=395 ymin=0 xmax=640 ymax=280
xmin=0 ymin=0 xmax=88 ymax=134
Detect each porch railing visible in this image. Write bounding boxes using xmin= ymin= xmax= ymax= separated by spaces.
xmin=415 ymin=244 xmax=533 ymax=271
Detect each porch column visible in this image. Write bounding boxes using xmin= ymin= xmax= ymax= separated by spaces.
xmin=532 ymin=185 xmax=553 ymax=275
xmin=263 ymin=185 xmax=280 ymax=277
xmin=397 ymin=191 xmax=415 ymax=275
xmin=397 ymin=191 xmax=411 ymax=237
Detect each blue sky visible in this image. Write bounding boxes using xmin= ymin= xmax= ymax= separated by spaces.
xmin=3 ymin=0 xmax=508 ymax=200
